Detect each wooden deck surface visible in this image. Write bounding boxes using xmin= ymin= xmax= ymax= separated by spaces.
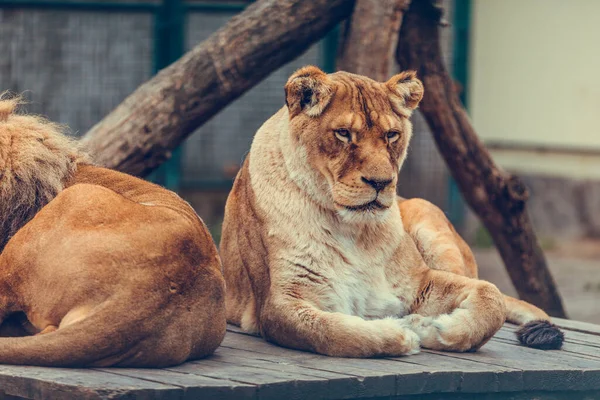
xmin=0 ymin=318 xmax=599 ymax=399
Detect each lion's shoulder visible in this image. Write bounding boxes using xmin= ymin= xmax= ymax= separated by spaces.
xmin=399 ymin=197 xmax=478 ymax=278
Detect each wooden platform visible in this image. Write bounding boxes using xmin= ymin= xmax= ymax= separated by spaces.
xmin=0 ymin=319 xmax=599 ymax=400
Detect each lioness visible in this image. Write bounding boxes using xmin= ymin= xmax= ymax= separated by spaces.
xmin=221 ymin=66 xmax=564 ymax=356
xmin=0 ymin=96 xmax=225 ymax=367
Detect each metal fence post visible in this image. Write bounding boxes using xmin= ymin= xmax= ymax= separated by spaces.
xmin=321 ymin=25 xmax=339 ymax=73
xmin=150 ymin=0 xmax=185 ymax=191
xmin=447 ymin=0 xmax=471 ymax=228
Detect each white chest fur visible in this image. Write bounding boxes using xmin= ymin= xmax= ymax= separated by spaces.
xmin=250 ymin=109 xmax=413 ymax=321
xmin=270 ymin=217 xmax=412 ymax=320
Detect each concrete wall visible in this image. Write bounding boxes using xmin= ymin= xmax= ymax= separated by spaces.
xmin=470 ymin=0 xmax=600 ymax=179
xmin=467 ymin=0 xmax=600 ymax=240
xmin=470 ymin=0 xmax=600 ymax=153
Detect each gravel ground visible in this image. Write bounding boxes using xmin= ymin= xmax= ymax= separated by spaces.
xmin=475 ymin=249 xmax=600 ymax=324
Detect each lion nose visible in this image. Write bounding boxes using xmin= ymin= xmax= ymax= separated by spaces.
xmin=361 ymin=176 xmax=393 ymax=192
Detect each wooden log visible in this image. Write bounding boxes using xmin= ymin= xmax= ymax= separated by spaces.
xmin=81 ymin=0 xmax=356 ymax=177
xmin=337 ymin=0 xmax=410 ymax=80
xmin=396 ymin=0 xmax=567 ymax=317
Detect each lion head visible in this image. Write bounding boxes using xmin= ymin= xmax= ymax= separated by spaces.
xmin=0 ymin=93 xmax=87 ymax=251
xmin=283 ymin=66 xmax=423 ymax=222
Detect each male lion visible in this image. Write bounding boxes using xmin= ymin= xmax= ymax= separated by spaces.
xmin=0 ymin=95 xmax=225 ymax=367
xmin=220 ymin=66 xmax=564 ymax=356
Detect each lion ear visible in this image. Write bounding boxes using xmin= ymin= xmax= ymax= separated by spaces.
xmin=386 ymin=70 xmax=424 ymax=117
xmin=285 ymin=66 xmax=333 ymax=118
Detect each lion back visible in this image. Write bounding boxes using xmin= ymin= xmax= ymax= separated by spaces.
xmin=220 ymin=158 xmax=271 ymax=334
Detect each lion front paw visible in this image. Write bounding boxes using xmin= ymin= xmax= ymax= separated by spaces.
xmin=398 ymin=314 xmax=451 ymax=350
xmin=402 ymin=327 xmax=421 ymax=355
xmin=398 ymin=314 xmax=434 ymax=332
xmin=374 ymin=318 xmax=421 ymax=356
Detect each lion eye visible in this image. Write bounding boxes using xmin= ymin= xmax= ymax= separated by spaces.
xmin=334 ymin=129 xmax=351 ymax=143
xmin=386 ymin=131 xmax=400 ymax=143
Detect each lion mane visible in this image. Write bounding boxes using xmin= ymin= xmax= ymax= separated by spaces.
xmin=0 ymin=93 xmax=88 ymax=251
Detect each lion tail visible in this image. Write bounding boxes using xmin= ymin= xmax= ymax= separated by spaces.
xmin=0 ymin=308 xmax=147 ymax=367
xmin=503 ymin=294 xmax=564 ymax=350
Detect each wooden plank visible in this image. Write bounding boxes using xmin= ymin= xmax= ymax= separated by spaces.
xmin=208 ymin=358 xmax=356 ymax=400
xmin=217 ymin=343 xmax=521 ymax=397
xmin=222 ymin=333 xmax=467 ymax=396
xmin=494 ymin=332 xmax=600 ymax=366
xmin=493 ymin=327 xmax=600 ymax=365
xmin=222 ymin=330 xmax=600 ymax=396
xmin=553 ymin=318 xmax=600 ymax=336
xmin=225 ymin=327 xmax=600 ymax=396
xmin=386 ymin=353 xmax=522 ymax=394
xmin=428 ymin=339 xmax=600 ymax=392
xmin=487 ymin=336 xmax=600 ymax=370
xmin=0 ymin=366 xmax=181 ymax=400
xmin=499 ymin=325 xmax=600 ymax=349
xmin=220 ymin=339 xmax=398 ymax=398
xmin=167 ymin=359 xmax=334 ymax=400
xmin=498 ymin=324 xmax=591 ymax=345
xmin=359 ymin=390 xmax=600 ymax=400
xmin=222 ymin=332 xmax=415 ymax=374
xmin=0 ymin=326 xmax=598 ymax=400
xmin=96 ymin=367 xmax=257 ymax=400
xmin=212 ymin=347 xmax=376 ymax=400
xmin=223 ymin=332 xmax=525 ymax=396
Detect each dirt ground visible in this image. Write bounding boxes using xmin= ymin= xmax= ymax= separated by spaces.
xmin=475 ymin=241 xmax=600 ymax=324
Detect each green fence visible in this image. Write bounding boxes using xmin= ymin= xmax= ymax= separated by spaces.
xmin=0 ymin=0 xmax=338 ymax=192
xmin=0 ymin=0 xmax=466 ymax=226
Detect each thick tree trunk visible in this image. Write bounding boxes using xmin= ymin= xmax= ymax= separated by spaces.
xmin=81 ymin=0 xmax=356 ymax=177
xmin=337 ymin=0 xmax=409 ymax=80
xmin=396 ymin=0 xmax=566 ymax=317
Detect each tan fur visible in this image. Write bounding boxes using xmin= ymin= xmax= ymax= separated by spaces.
xmin=398 ymin=198 xmax=550 ymax=325
xmin=0 ymin=94 xmax=87 ymax=252
xmin=221 ymin=67 xmax=551 ymax=357
xmin=0 ymin=96 xmax=225 ymax=367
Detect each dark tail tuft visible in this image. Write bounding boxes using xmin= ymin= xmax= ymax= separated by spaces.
xmin=516 ymin=320 xmax=564 ymax=350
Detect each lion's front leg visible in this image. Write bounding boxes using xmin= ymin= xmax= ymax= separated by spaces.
xmin=400 ymin=269 xmax=506 ymax=352
xmin=260 ymin=294 xmax=420 ymax=357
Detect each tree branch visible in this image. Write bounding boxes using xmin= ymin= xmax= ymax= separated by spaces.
xmin=337 ymin=0 xmax=410 ymax=80
xmin=396 ymin=0 xmax=566 ymax=317
xmin=81 ymin=0 xmax=356 ymax=177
